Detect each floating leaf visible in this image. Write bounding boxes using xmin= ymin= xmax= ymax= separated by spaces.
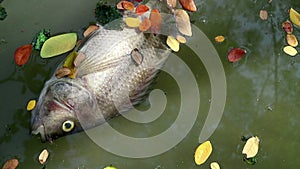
xmin=167 ymin=0 xmax=177 ymax=7
xmin=139 ymin=18 xmax=151 ymax=32
xmin=125 ymin=17 xmax=140 ymax=28
xmin=259 ymin=10 xmax=268 ymax=20
xmin=32 ymin=29 xmax=51 ymax=51
xmin=194 ymin=141 xmax=213 ymax=165
xmin=176 ymin=35 xmax=186 ymax=43
xmin=73 ymin=52 xmax=86 ymax=67
xmin=135 ymin=4 xmax=149 ymax=15
xmin=242 ymin=136 xmax=260 ymax=158
xmin=227 ymin=48 xmax=246 ymax=62
xmin=40 ymin=33 xmax=77 ymax=58
xmin=149 ymin=9 xmax=162 ymax=34
xmin=103 ymin=166 xmax=117 ymax=169
xmin=14 ymin=44 xmax=33 ymax=66
xmin=26 ymin=99 xmax=36 ymax=111
xmin=175 ymin=9 xmax=192 ymax=36
xmin=38 ymin=149 xmax=49 ymax=164
xmin=2 ymin=159 xmax=19 ymax=169
xmin=286 ymin=34 xmax=298 ymax=47
xmin=179 ymin=0 xmax=197 ymax=12
xmin=282 ymin=21 xmax=293 ymax=34
xmin=83 ymin=25 xmax=99 ymax=37
xmin=214 ymin=35 xmax=225 ymax=43
xmin=210 ymin=162 xmax=220 ymax=169
xmin=289 ymin=8 xmax=300 ymax=27
xmin=166 ymin=36 xmax=180 ymax=52
xmin=283 ymin=45 xmax=298 ymax=56
xmin=55 ymin=67 xmax=72 ymax=79
xmin=117 ymin=1 xmax=134 ymax=11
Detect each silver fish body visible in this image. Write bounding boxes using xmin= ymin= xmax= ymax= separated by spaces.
xmin=31 ymin=27 xmax=170 ymax=141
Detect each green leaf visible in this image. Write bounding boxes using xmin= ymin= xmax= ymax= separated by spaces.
xmin=40 ymin=33 xmax=77 ymax=58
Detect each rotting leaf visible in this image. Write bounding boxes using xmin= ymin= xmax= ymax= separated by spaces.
xmin=259 ymin=10 xmax=268 ymax=20
xmin=125 ymin=17 xmax=140 ymax=28
xmin=14 ymin=44 xmax=33 ymax=66
xmin=227 ymin=48 xmax=247 ymax=62
xmin=139 ymin=18 xmax=151 ymax=32
xmin=210 ymin=162 xmax=220 ymax=169
xmin=83 ymin=25 xmax=99 ymax=37
xmin=214 ymin=35 xmax=225 ymax=43
xmin=135 ymin=4 xmax=149 ymax=15
xmin=27 ymin=99 xmax=36 ymax=111
xmin=175 ymin=9 xmax=192 ymax=36
xmin=38 ymin=149 xmax=49 ymax=165
xmin=179 ymin=0 xmax=197 ymax=12
xmin=40 ymin=33 xmax=77 ymax=58
xmin=282 ymin=21 xmax=293 ymax=34
xmin=166 ymin=36 xmax=180 ymax=52
xmin=194 ymin=140 xmax=213 ymax=165
xmin=149 ymin=9 xmax=162 ymax=34
xmin=242 ymin=136 xmax=260 ymax=158
xmin=289 ymin=8 xmax=300 ymax=27
xmin=131 ymin=48 xmax=143 ymax=65
xmin=2 ymin=159 xmax=19 ymax=169
xmin=117 ymin=1 xmax=134 ymax=11
xmin=286 ymin=34 xmax=298 ymax=47
xmin=283 ymin=45 xmax=298 ymax=56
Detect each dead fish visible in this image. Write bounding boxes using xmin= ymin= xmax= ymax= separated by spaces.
xmin=30 ymin=0 xmax=192 ymax=142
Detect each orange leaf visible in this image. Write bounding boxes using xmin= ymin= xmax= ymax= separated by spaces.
xmin=149 ymin=9 xmax=162 ymax=34
xmin=179 ymin=0 xmax=197 ymax=12
xmin=14 ymin=44 xmax=33 ymax=66
xmin=117 ymin=1 xmax=134 ymax=11
xmin=167 ymin=0 xmax=177 ymax=7
xmin=83 ymin=25 xmax=99 ymax=37
xmin=135 ymin=4 xmax=149 ymax=15
xmin=139 ymin=18 xmax=151 ymax=32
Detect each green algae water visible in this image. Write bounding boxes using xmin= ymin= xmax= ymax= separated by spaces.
xmin=1 ymin=0 xmax=300 ymax=168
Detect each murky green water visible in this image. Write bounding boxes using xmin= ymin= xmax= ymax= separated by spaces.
xmin=1 ymin=0 xmax=300 ymax=168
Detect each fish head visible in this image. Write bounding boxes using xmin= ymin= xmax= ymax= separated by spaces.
xmin=31 ymin=80 xmax=97 ymax=142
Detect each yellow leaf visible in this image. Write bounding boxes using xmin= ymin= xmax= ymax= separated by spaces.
xmin=210 ymin=162 xmax=220 ymax=169
xmin=283 ymin=45 xmax=298 ymax=56
xmin=242 ymin=136 xmax=260 ymax=158
xmin=214 ymin=35 xmax=225 ymax=43
xmin=286 ymin=34 xmax=298 ymax=47
xmin=166 ymin=36 xmax=180 ymax=52
xmin=26 ymin=99 xmax=36 ymax=111
xmin=194 ymin=140 xmax=213 ymax=165
xmin=175 ymin=9 xmax=192 ymax=36
xmin=125 ymin=17 xmax=140 ymax=28
xmin=289 ymin=8 xmax=300 ymax=27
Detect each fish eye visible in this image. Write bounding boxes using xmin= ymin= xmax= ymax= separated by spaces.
xmin=62 ymin=120 xmax=74 ymax=132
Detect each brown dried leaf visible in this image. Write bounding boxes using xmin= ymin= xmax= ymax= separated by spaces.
xmin=131 ymin=48 xmax=143 ymax=65
xmin=73 ymin=52 xmax=86 ymax=67
xmin=2 ymin=159 xmax=19 ymax=169
xmin=55 ymin=67 xmax=72 ymax=79
xmin=175 ymin=9 xmax=192 ymax=36
xmin=83 ymin=25 xmax=99 ymax=37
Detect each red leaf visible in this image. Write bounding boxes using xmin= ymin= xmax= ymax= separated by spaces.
xmin=135 ymin=4 xmax=149 ymax=15
xmin=117 ymin=1 xmax=134 ymax=11
xmin=179 ymin=0 xmax=197 ymax=12
xmin=14 ymin=44 xmax=33 ymax=66
xmin=282 ymin=21 xmax=293 ymax=34
xmin=228 ymin=48 xmax=246 ymax=62
xmin=149 ymin=9 xmax=162 ymax=34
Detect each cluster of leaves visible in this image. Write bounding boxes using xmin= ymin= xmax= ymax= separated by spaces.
xmin=31 ymin=29 xmax=51 ymax=51
xmin=95 ymin=1 xmax=122 ymax=25
xmin=0 ymin=4 xmax=7 ymax=20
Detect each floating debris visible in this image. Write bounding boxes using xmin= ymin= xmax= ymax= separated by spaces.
xmin=282 ymin=21 xmax=293 ymax=34
xmin=214 ymin=35 xmax=225 ymax=43
xmin=14 ymin=44 xmax=33 ymax=66
xmin=194 ymin=140 xmax=213 ymax=165
xmin=242 ymin=136 xmax=260 ymax=158
xmin=227 ymin=48 xmax=247 ymax=62
xmin=31 ymin=29 xmax=51 ymax=51
xmin=166 ymin=36 xmax=180 ymax=52
xmin=131 ymin=48 xmax=143 ymax=65
xmin=210 ymin=162 xmax=220 ymax=169
xmin=125 ymin=17 xmax=140 ymax=28
xmin=283 ymin=45 xmax=298 ymax=56
xmin=38 ymin=149 xmax=49 ymax=165
xmin=83 ymin=25 xmax=99 ymax=37
xmin=259 ymin=10 xmax=268 ymax=20
xmin=55 ymin=67 xmax=72 ymax=79
xmin=175 ymin=9 xmax=192 ymax=36
xmin=2 ymin=159 xmax=19 ymax=169
xmin=286 ymin=34 xmax=298 ymax=47
xmin=26 ymin=99 xmax=36 ymax=111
